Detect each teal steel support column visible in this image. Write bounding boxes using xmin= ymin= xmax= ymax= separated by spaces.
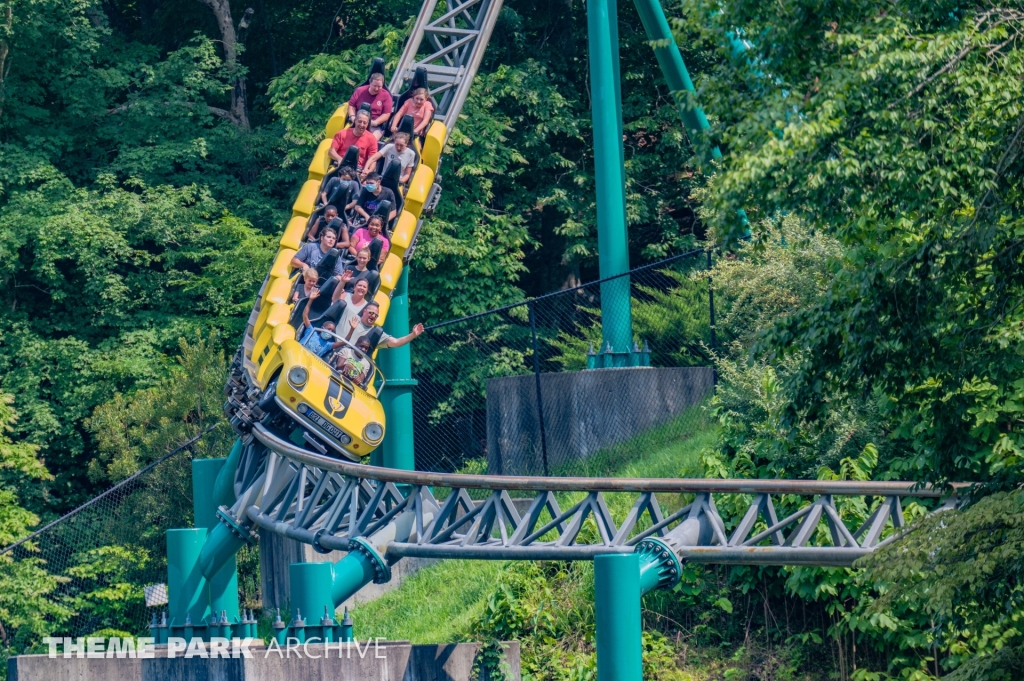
xmin=167 ymin=528 xmax=210 ymax=629
xmin=633 ymin=0 xmax=750 ymax=231
xmin=588 ymin=0 xmax=634 ymax=366
xmin=594 ymin=553 xmax=643 ymax=681
xmin=379 ymin=268 xmax=416 ymax=470
xmin=290 ymin=562 xmax=335 ymax=640
xmin=632 ymin=0 xmax=719 ymax=160
xmin=193 ymin=458 xmax=240 ymax=626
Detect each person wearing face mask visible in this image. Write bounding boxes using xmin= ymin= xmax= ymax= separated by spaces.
xmin=351 ymin=172 xmax=397 ymax=224
xmin=391 ymin=87 xmax=435 ymax=137
xmin=298 ymin=288 xmax=339 ymax=358
xmin=319 ymin=166 xmax=358 ymax=209
xmin=342 ymin=248 xmax=381 ymax=295
xmin=363 ymin=132 xmax=416 ymax=184
xmin=329 ymin=110 xmax=378 ymax=170
xmin=347 ymin=73 xmax=393 ymax=140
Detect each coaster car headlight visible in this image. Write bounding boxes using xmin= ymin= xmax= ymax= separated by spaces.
xmin=363 ymin=422 xmax=384 ymax=444
xmin=287 ymin=366 xmax=309 ymax=389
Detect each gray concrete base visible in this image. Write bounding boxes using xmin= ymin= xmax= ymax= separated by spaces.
xmin=9 ymin=641 xmax=520 ymax=681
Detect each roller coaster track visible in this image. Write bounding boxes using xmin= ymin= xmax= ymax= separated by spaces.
xmin=227 ymin=425 xmax=959 ymax=571
xmin=390 ymin=0 xmax=505 ymax=134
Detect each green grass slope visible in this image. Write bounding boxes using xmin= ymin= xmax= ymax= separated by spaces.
xmin=350 ymin=404 xmax=716 ymax=645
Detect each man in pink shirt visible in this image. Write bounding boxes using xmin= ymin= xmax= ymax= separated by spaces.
xmin=347 ymin=73 xmax=393 ymax=139
xmin=330 ymin=110 xmax=378 ymax=170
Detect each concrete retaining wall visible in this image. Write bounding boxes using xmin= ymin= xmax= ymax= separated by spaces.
xmin=9 ymin=641 xmax=520 ymax=681
xmin=487 ymin=366 xmax=714 ymax=475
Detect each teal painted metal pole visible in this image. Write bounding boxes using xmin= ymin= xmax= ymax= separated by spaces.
xmin=212 ymin=439 xmax=242 ymax=506
xmin=167 ymin=528 xmax=210 ymax=627
xmin=594 ymin=553 xmax=643 ymax=681
xmin=632 ymin=0 xmax=717 ymax=157
xmin=587 ymin=0 xmax=634 ymax=364
xmin=198 ymin=521 xmax=247 ymax=580
xmin=330 ymin=545 xmax=384 ymax=606
xmin=290 ymin=562 xmax=335 ymax=640
xmin=632 ymin=0 xmax=750 ymax=231
xmin=193 ymin=458 xmax=240 ymax=625
xmin=379 ymin=268 xmax=416 ymax=470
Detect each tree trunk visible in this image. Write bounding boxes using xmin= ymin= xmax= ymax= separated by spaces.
xmin=197 ymin=0 xmax=249 ymax=129
xmin=0 ymin=3 xmax=12 ymax=122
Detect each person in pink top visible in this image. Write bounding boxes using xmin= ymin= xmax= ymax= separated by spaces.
xmin=390 ymin=87 xmax=435 ymax=137
xmin=330 ymin=110 xmax=378 ymax=169
xmin=347 ymin=73 xmax=393 ymax=139
xmin=349 ymin=215 xmax=390 ymax=267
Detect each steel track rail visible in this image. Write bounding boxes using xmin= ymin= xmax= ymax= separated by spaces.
xmin=252 ymin=425 xmax=953 ymax=496
xmin=230 ymin=424 xmax=961 ymax=567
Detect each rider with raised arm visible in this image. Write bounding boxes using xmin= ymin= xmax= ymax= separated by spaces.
xmin=343 ymin=304 xmax=425 ymax=349
xmin=298 ymin=288 xmax=337 ymax=358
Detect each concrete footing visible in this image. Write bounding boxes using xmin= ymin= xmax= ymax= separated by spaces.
xmin=9 ymin=641 xmax=520 ymax=681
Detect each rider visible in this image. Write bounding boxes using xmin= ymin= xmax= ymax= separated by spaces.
xmin=329 ymin=110 xmax=378 ymax=170
xmin=362 ymin=132 xmax=416 ymax=184
xmin=349 ymin=216 xmax=390 ymax=269
xmin=298 ymin=288 xmax=337 ymax=358
xmin=347 ymin=72 xmax=393 ymax=140
xmin=290 ymin=226 xmax=347 ymax=278
xmin=307 ymin=205 xmax=348 ymax=245
xmin=342 ymin=303 xmax=425 ymax=349
xmin=391 ymin=87 xmax=434 ymax=137
xmin=351 ymin=173 xmax=397 ymax=224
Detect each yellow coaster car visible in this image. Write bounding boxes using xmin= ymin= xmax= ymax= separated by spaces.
xmin=224 ymin=95 xmax=445 ymax=462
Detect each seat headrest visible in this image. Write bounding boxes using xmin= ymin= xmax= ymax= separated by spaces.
xmin=397 ymin=114 xmax=415 ymax=136
xmin=409 ymin=66 xmax=428 ymax=92
xmin=370 ymin=57 xmax=386 ymax=80
xmin=340 ymin=145 xmax=360 ymax=168
xmin=382 ymin=160 xmax=402 ymax=183
xmin=315 ymin=248 xmax=341 ymax=282
xmin=373 ymin=200 xmax=393 ymax=218
xmin=310 ymin=300 xmax=347 ymax=327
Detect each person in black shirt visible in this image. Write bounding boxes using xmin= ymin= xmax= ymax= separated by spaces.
xmin=307 ymin=205 xmax=349 ymax=246
xmin=350 ymin=172 xmax=397 ymax=224
xmin=319 ymin=167 xmax=357 ymax=208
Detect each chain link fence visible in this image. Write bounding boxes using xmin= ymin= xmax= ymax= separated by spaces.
xmin=409 ymin=249 xmax=717 ymax=475
xmin=0 ymin=428 xmax=262 ymax=658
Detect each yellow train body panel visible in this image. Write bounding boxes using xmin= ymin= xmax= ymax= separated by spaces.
xmin=325 ymin=105 xmax=349 ymax=139
xmin=280 ymin=216 xmax=308 ymax=251
xmin=292 ymin=180 xmax=322 ymax=218
xmin=390 ymin=212 xmax=416 ymax=260
xmin=307 ymin=139 xmax=334 ymax=181
xmin=421 ymin=121 xmax=446 ymax=172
